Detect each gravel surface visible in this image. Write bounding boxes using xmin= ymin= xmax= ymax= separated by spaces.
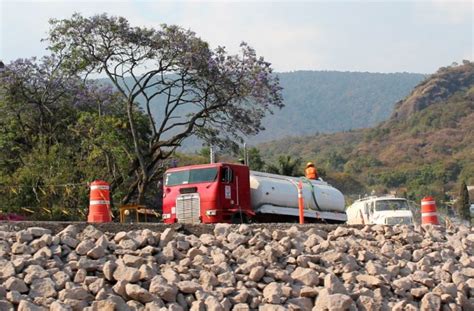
xmin=0 ymin=221 xmax=345 ymax=236
xmin=0 ymin=222 xmax=472 ymax=311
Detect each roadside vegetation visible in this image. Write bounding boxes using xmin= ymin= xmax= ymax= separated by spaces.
xmin=0 ymin=14 xmax=282 ymax=220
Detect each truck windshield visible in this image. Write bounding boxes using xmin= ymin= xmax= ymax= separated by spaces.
xmin=375 ymin=200 xmax=409 ymax=211
xmin=165 ymin=168 xmax=218 ymax=186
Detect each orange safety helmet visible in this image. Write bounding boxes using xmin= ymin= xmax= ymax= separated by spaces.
xmin=306 ymin=162 xmax=314 ymax=168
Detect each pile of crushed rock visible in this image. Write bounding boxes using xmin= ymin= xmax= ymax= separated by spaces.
xmin=0 ymin=223 xmax=472 ymax=311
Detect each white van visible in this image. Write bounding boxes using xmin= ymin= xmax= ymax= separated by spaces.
xmin=346 ymin=196 xmax=414 ymax=225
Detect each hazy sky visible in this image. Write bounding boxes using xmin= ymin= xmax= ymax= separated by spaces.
xmin=1 ymin=0 xmax=472 ymax=73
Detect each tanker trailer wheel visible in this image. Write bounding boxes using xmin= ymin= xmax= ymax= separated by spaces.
xmin=231 ymin=212 xmax=250 ymax=224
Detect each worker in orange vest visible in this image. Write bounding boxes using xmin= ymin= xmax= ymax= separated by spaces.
xmin=305 ymin=162 xmax=318 ymax=180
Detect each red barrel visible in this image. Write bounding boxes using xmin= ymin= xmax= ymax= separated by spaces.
xmin=421 ymin=196 xmax=439 ymax=225
xmin=87 ymin=180 xmax=112 ymax=223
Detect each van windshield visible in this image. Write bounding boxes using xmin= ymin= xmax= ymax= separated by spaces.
xmin=165 ymin=168 xmax=218 ymax=186
xmin=375 ymin=200 xmax=409 ymax=211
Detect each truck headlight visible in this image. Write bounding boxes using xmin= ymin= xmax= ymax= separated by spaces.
xmin=206 ymin=210 xmax=217 ymax=216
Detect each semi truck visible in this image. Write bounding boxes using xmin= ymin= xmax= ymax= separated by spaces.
xmin=161 ymin=162 xmax=346 ymax=224
xmin=346 ymin=196 xmax=414 ymax=225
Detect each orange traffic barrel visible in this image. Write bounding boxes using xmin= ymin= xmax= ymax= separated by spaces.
xmin=421 ymin=196 xmax=439 ymax=225
xmin=87 ymin=180 xmax=112 ymax=223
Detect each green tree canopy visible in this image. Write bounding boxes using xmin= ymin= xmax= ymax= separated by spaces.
xmin=0 ymin=56 xmax=142 ymax=219
xmin=266 ymin=155 xmax=302 ymax=177
xmin=456 ymin=181 xmax=470 ymax=221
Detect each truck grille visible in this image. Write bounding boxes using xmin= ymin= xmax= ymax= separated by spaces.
xmin=176 ymin=193 xmax=201 ymax=224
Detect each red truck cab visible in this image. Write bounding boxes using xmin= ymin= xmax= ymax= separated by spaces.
xmin=162 ymin=163 xmax=253 ymax=224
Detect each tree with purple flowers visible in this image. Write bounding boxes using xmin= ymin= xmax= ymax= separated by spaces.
xmin=0 ymin=56 xmax=143 ymax=219
xmin=47 ymin=13 xmax=283 ymax=204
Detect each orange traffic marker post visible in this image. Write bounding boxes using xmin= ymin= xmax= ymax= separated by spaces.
xmin=88 ymin=180 xmax=112 ymax=223
xmin=298 ymin=180 xmax=304 ymax=224
xmin=421 ymin=196 xmax=439 ymax=225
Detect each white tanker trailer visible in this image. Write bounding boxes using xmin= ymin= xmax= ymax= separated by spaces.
xmin=249 ymin=171 xmax=347 ymax=223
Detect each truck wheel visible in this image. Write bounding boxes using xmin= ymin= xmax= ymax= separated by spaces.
xmin=231 ymin=212 xmax=249 ymax=224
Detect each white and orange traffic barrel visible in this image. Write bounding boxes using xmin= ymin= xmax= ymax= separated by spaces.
xmin=87 ymin=180 xmax=112 ymax=223
xmin=421 ymin=196 xmax=439 ymax=225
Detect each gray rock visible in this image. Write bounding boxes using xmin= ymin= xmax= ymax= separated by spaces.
xmin=11 ymin=242 xmax=29 ymax=254
xmin=263 ymin=282 xmax=282 ymax=304
xmin=87 ymin=245 xmax=105 ymax=259
xmin=61 ymin=235 xmax=79 ymax=248
xmin=433 ymin=282 xmax=457 ymax=298
xmin=420 ymin=293 xmax=441 ymax=311
xmin=204 ymin=295 xmax=223 ymax=311
xmin=356 ymin=274 xmax=383 ymax=287
xmin=227 ymin=232 xmax=247 ymax=246
xmin=392 ymin=276 xmax=412 ymax=291
xmin=214 ymin=224 xmax=232 ymax=238
xmin=0 ymin=300 xmax=14 ymax=311
xmin=357 ymin=295 xmax=378 ymax=311
xmin=52 ymin=271 xmax=70 ymax=290
xmin=327 ymin=294 xmax=354 ymax=311
xmin=231 ymin=303 xmax=249 ymax=311
xmin=461 ymin=267 xmax=474 ymax=278
xmin=159 ymin=228 xmax=175 ymax=247
xmin=81 ymin=225 xmax=104 ymax=240
xmin=291 ymin=267 xmax=319 ymax=286
xmin=324 ymin=273 xmax=347 ymax=294
xmin=58 ymin=287 xmax=93 ymax=301
xmin=27 ymin=227 xmax=51 ymax=237
xmin=49 ymin=301 xmax=72 ymax=311
xmin=200 ymin=234 xmax=215 ymax=246
xmin=16 ymin=231 xmax=33 ymax=243
xmin=314 ymin=288 xmax=331 ymax=310
xmin=0 ymin=262 xmax=16 ymax=279
xmin=190 ymin=300 xmax=205 ymax=311
xmin=149 ymin=276 xmax=178 ymax=302
xmin=4 ymin=277 xmax=28 ymax=293
xmin=29 ymin=277 xmax=57 ymax=298
xmin=125 ymin=284 xmax=154 ymax=303
xmin=97 ymin=259 xmax=114 ymax=280
xmin=17 ymin=300 xmax=47 ymax=311
xmin=177 ymin=281 xmax=201 ymax=294
xmin=123 ymin=254 xmax=145 ymax=267
xmin=76 ymin=239 xmax=96 ymax=256
xmin=410 ymin=287 xmax=429 ymax=299
xmin=249 ymin=266 xmax=265 ymax=282
xmin=162 ymin=267 xmax=180 ymax=283
xmin=259 ymin=304 xmax=287 ymax=311
xmin=113 ymin=264 xmax=140 ymax=283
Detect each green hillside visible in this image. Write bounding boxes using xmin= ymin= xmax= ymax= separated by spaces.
xmin=258 ymin=62 xmax=474 ymax=202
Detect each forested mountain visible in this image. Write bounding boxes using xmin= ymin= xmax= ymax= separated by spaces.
xmin=256 ymin=71 xmax=425 ymax=142
xmin=133 ymin=71 xmax=424 ymax=149
xmin=258 ymin=62 xmax=474 ymax=202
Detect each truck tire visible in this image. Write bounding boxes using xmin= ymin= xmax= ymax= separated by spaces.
xmin=231 ymin=212 xmax=249 ymax=224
